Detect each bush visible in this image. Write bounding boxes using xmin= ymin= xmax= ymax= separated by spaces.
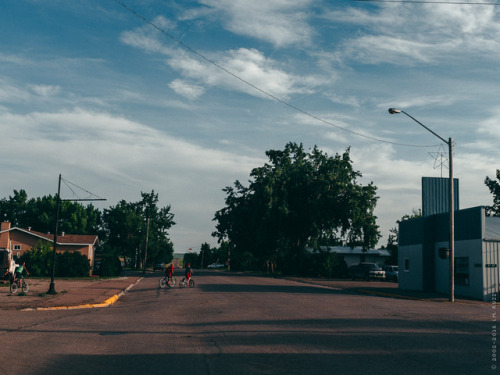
xmin=308 ymin=250 xmax=349 ymax=278
xmin=20 ymin=241 xmax=91 ymax=277
xmin=20 ymin=242 xmax=52 ymax=277
xmin=56 ymin=252 xmax=90 ymax=277
xmin=98 ymin=253 xmax=122 ymax=277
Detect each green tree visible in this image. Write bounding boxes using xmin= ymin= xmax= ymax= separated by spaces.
xmin=485 ymin=170 xmax=500 ymax=216
xmin=102 ymin=191 xmax=175 ymax=269
xmin=213 ymin=142 xmax=380 ymax=274
xmin=0 ymin=189 xmax=102 ymax=235
xmin=385 ymin=209 xmax=422 ymax=265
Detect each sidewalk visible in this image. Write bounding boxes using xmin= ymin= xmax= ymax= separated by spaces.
xmin=0 ymin=275 xmax=141 ymax=311
xmin=285 ymin=277 xmax=487 ymax=304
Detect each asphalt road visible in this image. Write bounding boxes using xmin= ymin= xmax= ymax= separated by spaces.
xmin=0 ymin=270 xmax=493 ymax=375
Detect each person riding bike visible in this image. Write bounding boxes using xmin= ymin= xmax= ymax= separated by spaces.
xmin=185 ymin=263 xmax=192 ymax=282
xmin=14 ymin=261 xmax=29 ymax=286
xmin=165 ymin=262 xmax=174 ymax=281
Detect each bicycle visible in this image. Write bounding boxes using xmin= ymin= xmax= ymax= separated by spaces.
xmin=179 ymin=277 xmax=195 ymax=288
xmin=159 ymin=275 xmax=176 ymax=288
xmin=10 ymin=278 xmax=29 ymax=294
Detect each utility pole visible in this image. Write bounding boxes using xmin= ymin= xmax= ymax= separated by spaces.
xmin=47 ymin=174 xmax=62 ymax=295
xmin=47 ymin=174 xmax=106 ymax=295
xmin=143 ymin=217 xmax=150 ymax=276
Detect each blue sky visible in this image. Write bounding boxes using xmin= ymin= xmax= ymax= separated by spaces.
xmin=1 ymin=0 xmax=499 ymax=253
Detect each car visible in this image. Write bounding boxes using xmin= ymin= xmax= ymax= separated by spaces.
xmin=383 ymin=265 xmax=399 ymax=282
xmin=153 ymin=262 xmax=164 ymax=271
xmin=207 ymin=263 xmax=225 ymax=269
xmin=349 ymin=263 xmax=386 ymax=281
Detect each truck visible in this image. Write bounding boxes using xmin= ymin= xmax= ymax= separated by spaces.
xmin=0 ymin=248 xmax=19 ymax=280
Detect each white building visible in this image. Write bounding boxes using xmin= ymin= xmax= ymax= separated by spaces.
xmin=398 ymin=178 xmax=500 ymax=301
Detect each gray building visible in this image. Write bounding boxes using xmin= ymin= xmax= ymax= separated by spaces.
xmin=399 ymin=203 xmax=500 ymax=302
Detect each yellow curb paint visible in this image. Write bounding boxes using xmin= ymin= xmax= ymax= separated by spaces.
xmin=21 ymin=278 xmax=143 ymax=311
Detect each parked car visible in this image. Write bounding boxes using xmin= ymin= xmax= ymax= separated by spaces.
xmin=383 ymin=265 xmax=398 ymax=282
xmin=153 ymin=262 xmax=164 ymax=271
xmin=207 ymin=263 xmax=225 ymax=269
xmin=349 ymin=263 xmax=386 ymax=280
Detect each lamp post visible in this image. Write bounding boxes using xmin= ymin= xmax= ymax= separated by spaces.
xmin=388 ymin=108 xmax=454 ymax=302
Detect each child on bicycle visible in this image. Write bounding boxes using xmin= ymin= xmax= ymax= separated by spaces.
xmin=165 ymin=262 xmax=174 ymax=281
xmin=185 ymin=263 xmax=192 ymax=281
xmin=14 ymin=261 xmax=29 ymax=285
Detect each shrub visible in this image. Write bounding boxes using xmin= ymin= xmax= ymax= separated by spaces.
xmin=20 ymin=241 xmax=91 ymax=277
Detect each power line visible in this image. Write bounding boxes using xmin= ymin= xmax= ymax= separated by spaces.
xmin=61 ymin=177 xmax=105 ymax=201
xmin=115 ymin=0 xmax=439 ymax=148
xmin=352 ymin=0 xmax=500 ymax=5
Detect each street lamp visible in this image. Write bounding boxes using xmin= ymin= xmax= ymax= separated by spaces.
xmin=388 ymin=108 xmax=455 ymax=302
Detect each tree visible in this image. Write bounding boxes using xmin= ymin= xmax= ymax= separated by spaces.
xmin=385 ymin=209 xmax=422 ymax=265
xmin=213 ymin=142 xmax=380 ymax=274
xmin=485 ymin=170 xmax=500 ymax=216
xmin=102 ymin=190 xmax=175 ymax=269
xmin=0 ymin=189 xmax=102 ymax=235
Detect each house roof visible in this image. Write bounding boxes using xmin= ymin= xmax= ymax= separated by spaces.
xmin=0 ymin=227 xmax=98 ymax=246
xmin=306 ymin=246 xmax=390 ymax=257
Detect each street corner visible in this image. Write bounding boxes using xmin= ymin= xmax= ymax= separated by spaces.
xmin=0 ymin=276 xmax=142 ymax=311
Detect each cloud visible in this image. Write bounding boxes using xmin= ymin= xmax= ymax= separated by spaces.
xmin=199 ymin=0 xmax=315 ymax=47
xmin=0 ymin=107 xmax=263 ymax=249
xmin=30 ymin=84 xmax=61 ymax=98
xmin=166 ymin=47 xmax=321 ymax=99
xmin=120 ymin=15 xmax=175 ymax=54
xmin=168 ymin=79 xmax=205 ymax=100
xmin=325 ymin=2 xmax=500 ymax=66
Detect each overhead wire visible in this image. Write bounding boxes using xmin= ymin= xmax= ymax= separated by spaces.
xmin=352 ymin=0 xmax=500 ymax=5
xmin=61 ymin=177 xmax=105 ymax=201
xmin=115 ymin=0 xmax=441 ymax=148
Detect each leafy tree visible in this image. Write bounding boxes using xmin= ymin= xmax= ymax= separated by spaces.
xmin=102 ymin=190 xmax=175 ymax=269
xmin=213 ymin=142 xmax=380 ymax=274
xmin=183 ymin=252 xmax=199 ymax=268
xmin=485 ymin=170 xmax=500 ymax=216
xmin=20 ymin=241 xmax=53 ymax=277
xmin=385 ymin=209 xmax=422 ymax=265
xmin=0 ymin=189 xmax=101 ymax=235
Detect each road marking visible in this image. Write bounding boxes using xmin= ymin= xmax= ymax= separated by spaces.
xmin=21 ymin=278 xmax=142 ymax=311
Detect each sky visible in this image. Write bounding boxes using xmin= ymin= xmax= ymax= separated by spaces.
xmin=1 ymin=0 xmax=499 ymax=253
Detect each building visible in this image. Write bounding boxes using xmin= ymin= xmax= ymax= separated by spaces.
xmin=0 ymin=221 xmax=98 ymax=271
xmin=398 ymin=177 xmax=500 ymax=301
xmin=307 ymin=246 xmax=390 ymax=267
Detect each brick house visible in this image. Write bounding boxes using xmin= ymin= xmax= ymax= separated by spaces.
xmin=0 ymin=221 xmax=98 ymax=270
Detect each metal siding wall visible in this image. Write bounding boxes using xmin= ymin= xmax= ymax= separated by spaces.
xmin=454 ymin=239 xmax=483 ymax=300
xmin=483 ymin=241 xmax=500 ymax=302
xmin=422 ymin=177 xmax=459 ymax=217
xmin=398 ymin=244 xmax=423 ymax=291
xmin=434 ymin=240 xmax=449 ymax=295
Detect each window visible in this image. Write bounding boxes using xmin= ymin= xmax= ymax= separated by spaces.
xmin=13 ymin=244 xmax=21 ymax=251
xmin=404 ymin=258 xmax=410 ymax=272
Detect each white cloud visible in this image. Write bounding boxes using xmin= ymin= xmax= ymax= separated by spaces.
xmin=167 ymin=47 xmax=321 ymax=99
xmin=326 ymin=2 xmax=500 ymax=66
xmin=30 ymin=84 xmax=61 ymax=98
xmin=0 ymin=107 xmax=263 ymax=250
xmin=168 ymin=79 xmax=205 ymax=100
xmin=199 ymin=0 xmax=315 ymax=47
xmin=120 ymin=16 xmax=175 ymax=54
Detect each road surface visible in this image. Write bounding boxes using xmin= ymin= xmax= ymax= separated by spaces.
xmin=0 ymin=270 xmax=492 ymax=374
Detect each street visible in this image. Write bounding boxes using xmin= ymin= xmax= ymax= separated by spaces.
xmin=0 ymin=270 xmax=492 ymax=375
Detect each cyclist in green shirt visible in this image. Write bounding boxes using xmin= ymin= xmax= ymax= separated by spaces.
xmin=15 ymin=261 xmax=29 ymax=284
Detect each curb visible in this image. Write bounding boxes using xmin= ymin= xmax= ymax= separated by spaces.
xmin=356 ymin=288 xmax=486 ymax=305
xmin=21 ymin=278 xmax=142 ymax=311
